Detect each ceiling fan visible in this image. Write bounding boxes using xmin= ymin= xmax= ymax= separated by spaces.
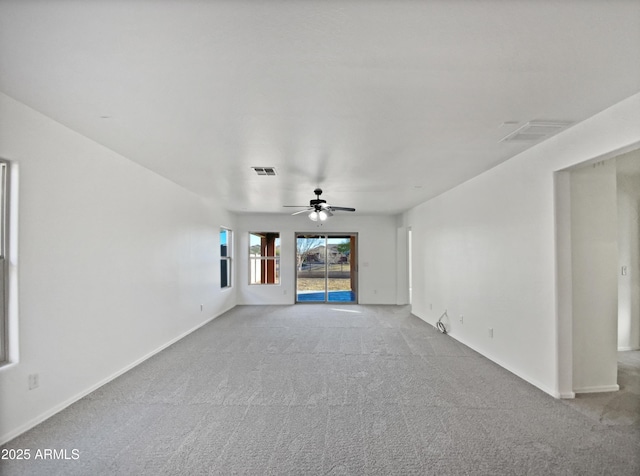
xmin=284 ymin=188 xmax=356 ymax=221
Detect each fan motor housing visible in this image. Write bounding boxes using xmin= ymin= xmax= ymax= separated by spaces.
xmin=311 ymin=188 xmax=326 ymax=208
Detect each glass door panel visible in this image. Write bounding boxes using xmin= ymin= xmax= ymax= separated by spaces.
xmin=296 ymin=235 xmax=325 ymax=301
xmin=327 ymin=236 xmax=355 ymax=302
xmin=296 ymin=234 xmax=357 ymax=303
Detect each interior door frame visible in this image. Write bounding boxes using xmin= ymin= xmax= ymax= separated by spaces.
xmin=295 ymin=232 xmax=358 ymax=304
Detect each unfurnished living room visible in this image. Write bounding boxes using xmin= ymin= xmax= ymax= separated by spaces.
xmin=0 ymin=1 xmax=639 ymax=475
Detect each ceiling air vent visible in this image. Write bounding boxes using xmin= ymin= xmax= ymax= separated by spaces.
xmin=500 ymin=121 xmax=573 ymax=143
xmin=252 ymin=166 xmax=277 ymax=176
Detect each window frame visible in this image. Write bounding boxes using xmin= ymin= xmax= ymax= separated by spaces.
xmin=220 ymin=227 xmax=232 ymax=289
xmin=249 ymin=232 xmax=281 ymax=285
xmin=0 ymin=160 xmax=10 ymax=365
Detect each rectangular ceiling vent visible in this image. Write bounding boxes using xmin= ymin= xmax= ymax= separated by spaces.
xmin=252 ymin=166 xmax=277 ymax=176
xmin=500 ymin=121 xmax=573 ymax=143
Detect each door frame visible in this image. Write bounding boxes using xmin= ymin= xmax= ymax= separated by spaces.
xmin=294 ymin=232 xmax=358 ymax=304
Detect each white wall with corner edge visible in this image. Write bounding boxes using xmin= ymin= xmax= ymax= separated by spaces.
xmin=402 ymin=92 xmax=640 ymax=399
xmin=617 ymin=149 xmax=640 ymax=351
xmin=0 ymin=92 xmax=237 ymax=444
xmin=234 ymin=213 xmax=398 ymax=306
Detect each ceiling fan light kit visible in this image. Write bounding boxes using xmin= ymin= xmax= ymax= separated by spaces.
xmin=285 ymin=188 xmax=355 ymax=221
xmin=308 ymin=210 xmax=328 ymax=221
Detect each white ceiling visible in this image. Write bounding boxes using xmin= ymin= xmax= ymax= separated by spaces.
xmin=1 ymin=0 xmax=639 ymax=215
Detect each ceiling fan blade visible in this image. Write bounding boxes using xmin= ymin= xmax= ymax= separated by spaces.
xmin=283 ymin=205 xmax=309 ymax=208
xmin=286 ymin=190 xmax=354 ymax=217
xmin=328 ymin=206 xmax=356 ymax=212
xmin=291 ymin=208 xmax=312 ymax=215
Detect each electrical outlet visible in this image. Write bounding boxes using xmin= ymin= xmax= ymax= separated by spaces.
xmin=460 ymin=315 xmax=464 ymax=324
xmin=622 ymin=266 xmax=628 ymax=276
xmin=200 ymin=304 xmax=203 ymax=312
xmin=28 ymin=374 xmax=39 ymax=390
xmin=488 ymin=328 xmax=494 ymax=338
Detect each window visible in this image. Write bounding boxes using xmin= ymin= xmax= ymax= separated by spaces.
xmin=220 ymin=228 xmax=232 ymax=288
xmin=0 ymin=161 xmax=9 ymax=364
xmin=249 ymin=232 xmax=280 ymax=284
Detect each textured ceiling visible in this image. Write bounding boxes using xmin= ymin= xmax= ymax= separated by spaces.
xmin=1 ymin=0 xmax=639 ymax=215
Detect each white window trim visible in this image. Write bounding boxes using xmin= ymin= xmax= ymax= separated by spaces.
xmin=220 ymin=227 xmax=232 ymax=289
xmin=249 ymin=232 xmax=281 ymax=285
xmin=0 ymin=159 xmax=18 ymax=368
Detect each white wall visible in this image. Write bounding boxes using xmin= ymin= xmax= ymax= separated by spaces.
xmin=617 ymin=150 xmax=640 ymax=351
xmin=0 ymin=93 xmax=236 ymax=444
xmin=396 ymin=224 xmax=410 ymax=305
xmin=570 ymin=160 xmax=619 ymax=393
xmin=234 ymin=213 xmax=398 ymax=305
xmin=403 ymin=92 xmax=640 ymax=397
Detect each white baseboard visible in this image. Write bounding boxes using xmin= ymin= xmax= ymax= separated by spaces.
xmin=0 ymin=304 xmax=235 ymax=446
xmin=574 ymin=384 xmax=620 ymax=394
xmin=558 ymin=392 xmax=576 ymax=399
xmin=411 ymin=311 xmax=561 ymax=399
xmin=618 ymin=346 xmax=640 ymax=351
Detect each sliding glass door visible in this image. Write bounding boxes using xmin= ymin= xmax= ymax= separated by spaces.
xmin=296 ymin=234 xmax=357 ymax=303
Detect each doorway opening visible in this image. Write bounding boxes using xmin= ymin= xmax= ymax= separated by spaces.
xmin=295 ymin=233 xmax=357 ymax=303
xmin=555 ymin=143 xmax=640 ymax=397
